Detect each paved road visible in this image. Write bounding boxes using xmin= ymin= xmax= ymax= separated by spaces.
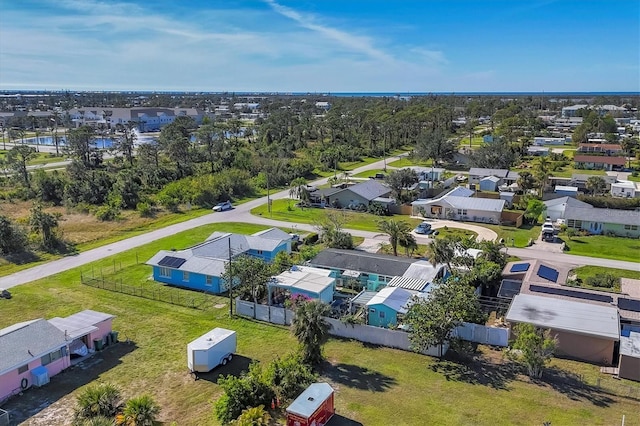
xmin=2 ymin=152 xmax=639 ymax=288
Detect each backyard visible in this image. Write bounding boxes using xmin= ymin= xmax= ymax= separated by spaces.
xmin=1 ymin=223 xmax=639 ymax=425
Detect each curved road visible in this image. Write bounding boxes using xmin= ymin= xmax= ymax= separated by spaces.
xmin=1 ymin=154 xmax=638 ymax=288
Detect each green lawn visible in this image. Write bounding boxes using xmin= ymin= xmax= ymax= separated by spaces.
xmin=457 ymin=136 xmax=485 ymax=147
xmin=0 ymin=150 xmax=65 ymax=166
xmin=251 ymin=199 xmax=423 ymax=232
xmin=628 ymin=174 xmax=640 ymax=182
xmin=352 ymin=169 xmax=386 ymax=178
xmin=568 ymin=266 xmax=640 ymax=292
xmin=387 ymin=157 xmax=433 ymax=168
xmin=434 ymin=227 xmax=478 ymax=241
xmin=563 ymin=235 xmax=640 ymax=262
xmin=2 ymin=223 xmax=639 ymax=425
xmin=481 ymin=224 xmax=541 ymax=248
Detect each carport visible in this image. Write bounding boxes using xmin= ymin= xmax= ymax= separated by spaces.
xmin=48 ymin=310 xmax=115 ymax=361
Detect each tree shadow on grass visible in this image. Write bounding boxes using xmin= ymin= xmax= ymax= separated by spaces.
xmin=320 ymin=362 xmax=396 ymax=392
xmin=2 ymin=250 xmax=41 ymax=265
xmin=430 ymin=353 xmax=517 ymax=391
xmin=536 ymin=367 xmax=615 ymax=408
xmin=3 ymin=341 xmax=137 ymax=425
xmin=193 ymin=355 xmax=254 ymax=384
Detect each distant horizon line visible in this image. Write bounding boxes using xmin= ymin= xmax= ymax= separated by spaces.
xmin=0 ymin=90 xmax=638 ymax=97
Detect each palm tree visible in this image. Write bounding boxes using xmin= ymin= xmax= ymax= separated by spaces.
xmin=427 ymin=237 xmax=456 ymax=269
xmin=398 ymin=232 xmax=418 ymax=257
xmin=230 ymin=405 xmax=271 ymax=426
xmin=292 ymin=300 xmax=331 ymax=366
xmin=586 ymin=176 xmax=607 ymax=195
xmin=532 ymin=156 xmax=551 ymax=197
xmin=73 ymin=383 xmax=122 ymax=422
xmin=516 ymin=171 xmax=536 ymax=195
xmin=377 ymin=219 xmax=412 ymax=256
xmin=116 ymin=395 xmax=160 ymax=426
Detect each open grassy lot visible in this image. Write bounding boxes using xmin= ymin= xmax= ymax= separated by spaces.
xmin=457 ymin=135 xmax=485 ymax=147
xmin=252 ymin=199 xmax=423 ymax=232
xmin=351 ymin=169 xmax=386 ymax=178
xmin=563 ymin=235 xmax=640 ymax=263
xmin=572 ymin=265 xmax=640 ymax=281
xmin=482 ymin=224 xmax=541 ymax=248
xmin=1 ymin=223 xmax=639 ymax=425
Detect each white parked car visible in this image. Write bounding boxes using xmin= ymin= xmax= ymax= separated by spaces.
xmin=541 ymin=222 xmax=555 ymax=234
xmin=213 ymin=201 xmax=232 ymax=212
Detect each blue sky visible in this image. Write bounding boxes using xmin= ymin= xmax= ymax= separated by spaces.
xmin=0 ymin=0 xmax=638 ymax=92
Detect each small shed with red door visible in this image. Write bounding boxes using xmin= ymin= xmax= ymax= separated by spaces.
xmin=286 ymin=382 xmax=335 ymax=426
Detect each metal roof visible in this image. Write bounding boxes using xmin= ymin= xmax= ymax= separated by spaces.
xmin=366 ymin=286 xmax=414 ymax=313
xmin=506 ymin=294 xmax=620 ymax=340
xmin=564 ymin=206 xmax=640 ymax=226
xmin=287 ymin=383 xmax=334 ymax=418
xmin=443 ymin=196 xmax=506 ymax=212
xmin=0 ymin=319 xmax=68 ymax=376
xmin=270 ymin=270 xmax=335 ymax=295
xmin=48 ymin=309 xmax=113 ymax=340
xmin=252 ymin=227 xmax=292 ymax=241
xmin=544 ymin=196 xmax=593 ymax=209
xmin=469 ymin=168 xmax=510 ymax=178
xmin=350 ymin=290 xmax=378 ymax=306
xmin=401 ymin=261 xmax=447 ymax=282
xmin=387 ymin=276 xmax=431 ymax=292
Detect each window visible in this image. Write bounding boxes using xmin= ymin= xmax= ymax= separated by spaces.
xmin=624 ymin=225 xmax=638 ymax=231
xmin=379 ymin=311 xmax=386 ymax=319
xmin=182 ymin=271 xmax=189 ymax=281
xmin=457 ymin=209 xmax=468 ymax=215
xmin=18 ymin=364 xmax=29 ymax=374
xmin=205 ymin=275 xmax=213 ymax=286
xmin=159 ymin=267 xmax=171 ymax=278
xmin=256 ymin=250 xmax=264 ymax=255
xmin=567 ymin=219 xmax=582 ymax=228
xmin=41 ymin=348 xmax=63 ymax=366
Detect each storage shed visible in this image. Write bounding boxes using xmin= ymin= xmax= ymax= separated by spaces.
xmin=506 ymin=294 xmax=619 ymax=365
xmin=269 ymin=266 xmax=336 ymax=304
xmin=286 ymin=383 xmax=335 ymax=426
xmin=618 ymin=330 xmax=640 ymax=382
xmin=366 ymin=286 xmax=420 ymax=328
xmin=479 ymin=175 xmax=501 ymax=192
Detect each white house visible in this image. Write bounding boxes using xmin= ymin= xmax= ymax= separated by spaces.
xmin=543 ymin=196 xmax=593 ymax=222
xmin=611 ymin=181 xmax=640 ymax=198
xmin=412 ymin=187 xmax=505 ymax=224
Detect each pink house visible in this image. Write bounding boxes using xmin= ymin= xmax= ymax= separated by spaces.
xmin=49 ymin=310 xmax=115 ymax=354
xmin=0 ymin=310 xmax=115 ymax=404
xmin=0 ymin=319 xmax=70 ymax=403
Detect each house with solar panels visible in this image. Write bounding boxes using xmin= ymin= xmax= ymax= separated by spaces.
xmin=500 ymin=260 xmax=640 ymax=366
xmin=146 ymin=228 xmax=292 ymax=293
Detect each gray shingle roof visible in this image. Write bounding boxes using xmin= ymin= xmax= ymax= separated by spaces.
xmin=0 ymin=319 xmax=68 ymax=375
xmin=564 ymin=206 xmax=640 ymax=226
xmin=309 ymin=248 xmax=418 ymax=277
xmin=544 ymin=196 xmax=593 ymax=209
xmin=344 ymin=180 xmax=391 ymax=201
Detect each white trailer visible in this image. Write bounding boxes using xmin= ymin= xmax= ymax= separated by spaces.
xmin=187 ymin=328 xmax=237 ymax=373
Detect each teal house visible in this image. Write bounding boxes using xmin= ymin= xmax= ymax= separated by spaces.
xmin=146 ymin=229 xmax=291 ymax=293
xmin=366 ymin=287 xmax=417 ymax=328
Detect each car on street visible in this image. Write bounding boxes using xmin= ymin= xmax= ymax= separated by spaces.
xmin=414 ymin=221 xmax=433 ymax=235
xmin=212 ymin=201 xmax=232 ymax=212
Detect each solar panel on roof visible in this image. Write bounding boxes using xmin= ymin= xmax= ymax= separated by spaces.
xmin=529 ymin=285 xmax=613 ymax=303
xmin=618 ymin=298 xmax=640 ymax=313
xmin=158 ymin=256 xmax=186 ymax=268
xmin=498 ymin=279 xmax=523 ymax=299
xmin=510 ymin=263 xmax=530 ymax=273
xmin=537 ymin=265 xmax=559 ymax=283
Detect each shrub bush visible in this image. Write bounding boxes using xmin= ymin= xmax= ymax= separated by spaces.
xmin=577 ymin=195 xmax=640 ymax=210
xmin=585 ymin=273 xmax=618 ymax=289
xmin=95 ymin=205 xmax=120 ymax=221
xmin=302 ymin=232 xmax=319 ymax=245
xmin=136 ymin=201 xmax=154 ymax=218
xmin=214 ymin=363 xmax=274 ymax=424
xmin=73 ymin=383 xmax=122 ymax=424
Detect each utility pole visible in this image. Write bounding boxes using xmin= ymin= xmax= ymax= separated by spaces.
xmin=266 ymin=173 xmax=271 ymax=217
xmin=228 ymin=237 xmax=233 ymax=317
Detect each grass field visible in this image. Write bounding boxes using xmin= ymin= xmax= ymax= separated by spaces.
xmin=351 ymin=169 xmax=386 ymax=178
xmin=1 ymin=223 xmax=639 ymax=425
xmin=569 ymin=266 xmax=640 ymax=292
xmin=251 ymin=199 xmax=423 ymax=232
xmin=0 ymin=150 xmax=66 ymax=166
xmin=563 ymin=235 xmax=640 ymax=262
xmin=482 ymin=224 xmax=541 ymax=248
xmin=457 ymin=136 xmax=485 ymax=147
xmin=387 ymin=157 xmax=433 ymax=168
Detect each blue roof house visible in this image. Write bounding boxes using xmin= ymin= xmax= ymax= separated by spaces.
xmin=146 ymin=229 xmax=291 ymax=293
xmin=366 ymin=287 xmax=417 ymax=328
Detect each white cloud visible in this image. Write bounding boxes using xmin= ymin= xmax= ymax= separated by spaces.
xmin=263 ymin=0 xmax=393 ymax=62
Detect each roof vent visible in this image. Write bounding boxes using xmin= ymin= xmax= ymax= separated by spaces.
xmin=307 ymin=397 xmax=315 ymax=401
